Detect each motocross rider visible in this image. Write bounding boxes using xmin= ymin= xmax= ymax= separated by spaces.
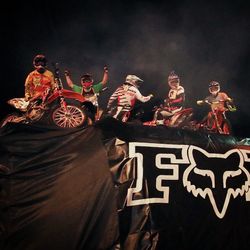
xmin=153 ymin=71 xmax=185 ymax=125
xmin=64 ymin=67 xmax=108 ymax=119
xmin=106 ymin=75 xmax=153 ymax=122
xmin=25 ymin=54 xmax=56 ymax=102
xmin=197 ymin=81 xmax=236 ymax=128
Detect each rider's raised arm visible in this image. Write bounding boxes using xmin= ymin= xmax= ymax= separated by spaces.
xmin=100 ymin=66 xmax=109 ymax=87
xmin=64 ymin=70 xmax=74 ymax=88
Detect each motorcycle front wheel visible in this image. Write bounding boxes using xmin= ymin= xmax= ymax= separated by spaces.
xmin=51 ymin=105 xmax=88 ymax=128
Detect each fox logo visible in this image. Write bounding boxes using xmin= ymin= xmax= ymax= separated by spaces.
xmin=183 ymin=146 xmax=250 ymax=219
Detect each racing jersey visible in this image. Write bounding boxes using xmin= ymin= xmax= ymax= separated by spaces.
xmin=25 ymin=69 xmax=55 ymax=100
xmin=205 ymin=92 xmax=230 ymax=111
xmin=72 ymin=82 xmax=104 ymax=106
xmin=165 ymin=85 xmax=185 ymax=111
xmin=107 ymin=84 xmax=152 ymax=112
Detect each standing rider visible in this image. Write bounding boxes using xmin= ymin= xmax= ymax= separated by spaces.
xmin=25 ymin=54 xmax=56 ymax=102
xmin=5 ymin=54 xmax=56 ymax=123
xmin=64 ymin=67 xmax=108 ymax=120
xmin=153 ymin=70 xmax=185 ymax=125
xmin=107 ymin=75 xmax=153 ymax=122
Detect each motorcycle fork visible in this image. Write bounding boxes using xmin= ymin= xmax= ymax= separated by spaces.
xmin=212 ymin=110 xmax=223 ymax=134
xmin=59 ymin=97 xmax=68 ymax=112
xmin=95 ymin=106 xmax=102 ymax=121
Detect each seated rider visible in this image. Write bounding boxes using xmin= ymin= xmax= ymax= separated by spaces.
xmin=153 ymin=71 xmax=185 ymax=124
xmin=25 ymin=54 xmax=56 ymax=102
xmin=107 ymin=75 xmax=153 ymax=122
xmin=64 ymin=66 xmax=108 ymax=119
xmin=197 ymin=81 xmax=236 ymax=129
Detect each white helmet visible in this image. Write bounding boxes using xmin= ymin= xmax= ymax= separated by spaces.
xmin=125 ymin=75 xmax=143 ymax=87
xmin=209 ymin=81 xmax=220 ymax=95
xmin=168 ymin=71 xmax=180 ymax=89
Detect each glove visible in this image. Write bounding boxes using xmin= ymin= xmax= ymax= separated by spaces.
xmin=104 ymin=66 xmax=108 ymax=72
xmin=227 ymin=103 xmax=237 ymax=112
xmin=197 ymin=100 xmax=204 ymax=105
xmin=164 ymin=98 xmax=171 ymax=105
xmin=64 ymin=69 xmax=70 ymax=76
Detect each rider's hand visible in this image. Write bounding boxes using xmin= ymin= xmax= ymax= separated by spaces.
xmin=104 ymin=66 xmax=108 ymax=72
xmin=64 ymin=69 xmax=70 ymax=76
xmin=227 ymin=104 xmax=237 ymax=112
xmin=164 ymin=99 xmax=171 ymax=105
xmin=197 ymin=100 xmax=204 ymax=105
xmin=149 ymin=94 xmax=154 ymax=98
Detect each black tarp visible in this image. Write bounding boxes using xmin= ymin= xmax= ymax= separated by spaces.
xmin=1 ymin=117 xmax=250 ymax=250
xmin=0 ymin=122 xmax=119 ymax=250
xmin=96 ymin=118 xmax=250 ymax=250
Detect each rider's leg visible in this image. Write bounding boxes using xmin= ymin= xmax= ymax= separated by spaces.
xmin=116 ymin=110 xmax=130 ymax=122
xmin=113 ymin=106 xmax=123 ymax=119
xmin=156 ymin=109 xmax=172 ymax=125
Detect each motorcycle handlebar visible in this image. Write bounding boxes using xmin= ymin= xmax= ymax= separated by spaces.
xmin=196 ymin=100 xmax=220 ymax=106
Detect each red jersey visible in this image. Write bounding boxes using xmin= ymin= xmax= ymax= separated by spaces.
xmin=25 ymin=69 xmax=55 ymax=100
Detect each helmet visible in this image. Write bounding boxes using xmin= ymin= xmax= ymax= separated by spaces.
xmin=33 ymin=54 xmax=47 ymax=67
xmin=125 ymin=75 xmax=143 ymax=87
xmin=168 ymin=71 xmax=180 ymax=89
xmin=209 ymin=81 xmax=220 ymax=95
xmin=81 ymin=73 xmax=94 ymax=91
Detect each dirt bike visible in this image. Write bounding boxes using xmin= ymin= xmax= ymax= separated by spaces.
xmin=143 ymin=105 xmax=194 ymax=128
xmin=195 ymin=99 xmax=236 ymax=135
xmin=1 ymin=66 xmax=99 ymax=129
xmin=0 ymin=88 xmax=94 ymax=129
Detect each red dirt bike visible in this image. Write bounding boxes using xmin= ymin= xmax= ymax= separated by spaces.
xmin=143 ymin=106 xmax=194 ymax=128
xmin=195 ymin=99 xmax=236 ymax=135
xmin=1 ymin=68 xmax=99 ymax=129
xmin=1 ymin=87 xmax=94 ymax=129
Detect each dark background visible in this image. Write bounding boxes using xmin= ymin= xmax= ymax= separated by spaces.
xmin=1 ymin=0 xmax=249 ymax=137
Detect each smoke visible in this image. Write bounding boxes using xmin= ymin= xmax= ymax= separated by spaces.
xmin=2 ymin=0 xmax=250 ymax=136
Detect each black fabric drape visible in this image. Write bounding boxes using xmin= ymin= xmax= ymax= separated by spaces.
xmin=1 ymin=118 xmax=250 ymax=250
xmin=96 ymin=118 xmax=250 ymax=250
xmin=0 ymin=123 xmax=119 ymax=250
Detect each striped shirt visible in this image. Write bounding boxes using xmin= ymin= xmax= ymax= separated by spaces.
xmin=107 ymin=84 xmax=152 ymax=112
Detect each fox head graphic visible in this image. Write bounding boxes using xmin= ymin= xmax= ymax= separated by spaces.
xmin=183 ymin=146 xmax=250 ymax=219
